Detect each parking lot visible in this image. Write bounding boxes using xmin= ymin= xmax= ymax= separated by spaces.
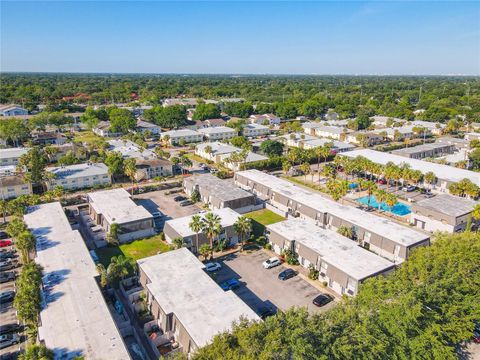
xmin=0 ymin=243 xmax=25 ymax=358
xmin=134 ymin=188 xmax=202 ymax=230
xmin=214 ymin=250 xmax=337 ymax=315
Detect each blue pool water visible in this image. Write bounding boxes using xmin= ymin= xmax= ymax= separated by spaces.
xmin=356 ymin=195 xmax=411 ymax=216
xmin=349 ymin=183 xmax=358 ymax=189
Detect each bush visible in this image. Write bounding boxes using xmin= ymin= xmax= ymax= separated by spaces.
xmin=308 ymin=264 xmax=319 ymax=280
xmin=264 ymin=243 xmax=272 ymax=250
xmin=282 ymin=249 xmax=299 ymax=265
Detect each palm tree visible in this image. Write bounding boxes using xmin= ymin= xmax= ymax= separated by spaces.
xmin=233 ymin=216 xmax=252 ymax=251
xmin=189 ymin=214 xmax=202 ymax=254
xmin=0 ymin=200 xmax=8 ymax=223
xmin=16 ymin=230 xmax=36 ymax=263
xmin=107 ymin=255 xmax=132 ymax=287
xmin=385 ymin=193 xmax=398 ymax=211
xmin=375 ymin=189 xmax=388 ymax=212
xmin=6 ymin=217 xmax=27 ymax=239
xmin=299 ymin=162 xmax=311 ymax=183
xmin=123 ymin=158 xmax=137 ymax=195
xmin=424 ymin=171 xmax=437 ymax=190
xmin=282 ymin=160 xmax=291 ymax=175
xmin=172 ymin=237 xmax=185 ymax=249
xmin=201 ymin=212 xmax=222 ymax=259
xmin=360 ymin=180 xmax=377 ymax=209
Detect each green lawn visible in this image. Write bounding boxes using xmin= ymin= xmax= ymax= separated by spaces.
xmin=73 ymin=131 xmax=108 ymax=147
xmin=96 ymin=235 xmax=171 ymax=268
xmin=245 ymin=209 xmax=285 ymax=237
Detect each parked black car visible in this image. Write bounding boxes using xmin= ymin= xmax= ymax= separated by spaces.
xmin=278 ymin=268 xmax=296 ymax=281
xmin=0 ymin=291 xmax=15 ymax=304
xmin=0 ymin=251 xmax=16 ymax=260
xmin=312 ymin=293 xmax=334 ymax=307
xmin=180 ymin=200 xmax=193 ymax=207
xmin=173 ymin=195 xmax=186 ymax=202
xmin=0 ymin=272 xmax=16 ymax=284
xmin=258 ymin=306 xmax=277 ymax=320
xmin=0 ymin=323 xmax=21 ymax=335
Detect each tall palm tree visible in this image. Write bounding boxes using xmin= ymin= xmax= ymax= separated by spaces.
xmin=123 ymin=158 xmax=137 ymax=195
xmin=16 ymin=230 xmax=36 ymax=263
xmin=360 ymin=180 xmax=377 ymax=210
xmin=233 ymin=216 xmax=252 ymax=251
xmin=201 ymin=212 xmax=222 ymax=259
xmin=189 ymin=214 xmax=203 ymax=254
xmin=424 ymin=171 xmax=437 ymax=190
xmin=299 ymin=163 xmax=311 ymax=183
xmin=375 ymin=189 xmax=388 ymax=212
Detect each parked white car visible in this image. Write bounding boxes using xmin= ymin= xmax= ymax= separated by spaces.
xmin=263 ymin=257 xmax=281 ymax=269
xmin=204 ymin=262 xmax=222 ymax=272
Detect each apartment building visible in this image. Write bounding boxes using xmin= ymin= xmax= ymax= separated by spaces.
xmin=465 ymin=132 xmax=480 ymax=142
xmin=136 ymin=119 xmax=161 ymax=136
xmin=88 ymin=188 xmax=155 ymax=242
xmin=93 ymin=121 xmax=122 ymax=137
xmin=410 ymin=194 xmax=476 ymax=233
xmin=135 ymin=158 xmax=173 ymax=181
xmin=163 ymin=208 xmax=241 ymax=252
xmin=391 ymin=142 xmax=456 ymax=159
xmin=242 ymin=123 xmax=269 ymax=137
xmin=32 ymin=132 xmax=67 ymax=145
xmin=195 ymin=142 xmax=267 ymax=170
xmin=411 ymin=120 xmax=445 ymax=136
xmin=46 ymin=163 xmax=111 ymax=190
xmin=266 ymin=219 xmax=395 ymax=296
xmin=161 ymin=129 xmax=203 ymax=145
xmin=280 ymin=133 xmax=354 ymax=152
xmin=183 ymin=173 xmax=255 ymax=211
xmin=137 ymin=248 xmax=259 ymax=356
xmin=372 ymin=126 xmax=417 ymax=141
xmin=0 ymin=175 xmax=32 ymax=199
xmin=302 ymin=122 xmax=323 ymax=136
xmin=345 ymin=131 xmax=384 ymax=146
xmin=107 ymin=139 xmax=156 ymax=160
xmin=314 ymin=125 xmax=351 ymax=140
xmin=0 ymin=104 xmax=28 ymax=117
xmin=198 ymin=126 xmax=237 ymax=141
xmin=23 ymin=202 xmax=131 ymax=359
xmin=249 ymin=113 xmax=281 ymax=125
xmin=235 ymin=170 xmax=430 ymax=263
xmin=0 ymin=147 xmax=30 ymax=166
xmin=342 ymin=149 xmax=480 ymax=193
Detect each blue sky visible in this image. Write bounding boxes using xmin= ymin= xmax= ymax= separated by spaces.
xmin=1 ymin=1 xmax=479 ymax=75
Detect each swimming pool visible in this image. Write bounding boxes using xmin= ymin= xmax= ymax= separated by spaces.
xmin=356 ymin=195 xmax=411 ymax=216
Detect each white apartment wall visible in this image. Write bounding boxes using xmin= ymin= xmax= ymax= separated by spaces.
xmin=0 ymin=183 xmax=32 ymax=199
xmin=410 ymin=213 xmax=455 ymax=233
xmin=47 ymin=174 xmax=111 ymax=190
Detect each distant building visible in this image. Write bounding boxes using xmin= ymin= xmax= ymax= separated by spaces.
xmin=135 ymin=119 xmax=161 ymax=136
xmin=134 ymin=158 xmax=173 ymax=181
xmin=93 ymin=121 xmax=122 ymax=137
xmin=372 ymin=126 xmax=417 ymax=141
xmin=0 ymin=104 xmax=28 ymax=117
xmin=137 ymin=248 xmax=259 ymax=357
xmin=266 ymin=219 xmax=395 ymax=296
xmin=345 ymin=131 xmax=384 ymax=146
xmin=302 ymin=122 xmax=323 ymax=136
xmin=161 ymin=129 xmax=203 ymax=145
xmin=410 ymin=120 xmax=445 ymax=136
xmin=410 ymin=194 xmax=476 ymax=233
xmin=0 ymin=147 xmax=30 ymax=166
xmin=32 ymin=132 xmax=67 ymax=146
xmin=163 ymin=208 xmax=242 ymax=251
xmin=314 ymin=125 xmax=351 ymax=140
xmin=436 ymin=136 xmax=470 ymax=150
xmin=465 ymin=132 xmax=480 ymax=142
xmin=249 ymin=113 xmax=280 ymax=125
xmin=46 ymin=163 xmax=111 ymax=190
xmin=107 ymin=139 xmax=156 ymax=160
xmin=183 ymin=173 xmax=256 ymax=211
xmin=198 ymin=126 xmax=237 ymax=141
xmin=242 ymin=123 xmax=269 ymax=137
xmin=87 ymin=188 xmax=155 ymax=242
xmin=0 ymin=175 xmax=32 ymax=199
xmin=391 ymin=143 xmax=455 ymax=159
xmin=371 ymin=116 xmax=407 ymax=128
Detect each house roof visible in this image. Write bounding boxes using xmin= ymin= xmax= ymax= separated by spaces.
xmin=267 ymin=219 xmax=395 ymax=281
xmin=0 ymin=175 xmax=27 ymax=187
xmin=138 ymin=248 xmax=260 ymax=348
xmin=23 ymin=202 xmax=130 ymax=359
xmin=0 ymin=147 xmax=30 ymax=159
xmin=47 ymin=163 xmax=109 ymax=180
xmin=413 ymin=194 xmax=476 ymax=217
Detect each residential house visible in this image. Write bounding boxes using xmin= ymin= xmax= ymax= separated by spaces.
xmin=93 ymin=121 xmax=122 ymax=137
xmin=23 ymin=202 xmax=130 ymax=359
xmin=135 ymin=119 xmax=161 ymax=136
xmin=0 ymin=175 xmax=32 ymax=199
xmin=137 ymin=248 xmax=259 ymax=356
xmin=242 ymin=123 xmax=269 ymax=137
xmin=135 ymin=158 xmax=173 ymax=181
xmin=314 ymin=125 xmax=351 ymax=141
xmin=0 ymin=104 xmax=28 ymax=117
xmin=183 ymin=174 xmax=256 ymax=211
xmin=163 ymin=208 xmax=242 ymax=252
xmin=372 ymin=126 xmax=416 ymax=141
xmin=436 ymin=136 xmax=470 ymax=150
xmin=161 ymin=129 xmax=203 ymax=145
xmin=410 ymin=120 xmax=445 ymax=136
xmin=32 ymin=132 xmax=67 ymax=146
xmin=87 ymin=188 xmax=155 ymax=242
xmin=107 ymin=139 xmax=156 ymax=160
xmin=302 ymin=122 xmax=323 ymax=136
xmin=235 ymin=170 xmax=430 ymax=263
xmin=0 ymin=147 xmax=30 ymax=166
xmin=249 ymin=114 xmax=280 ymax=126
xmin=371 ymin=116 xmax=407 ymax=128
xmin=198 ymin=126 xmax=237 ymax=141
xmin=345 ymin=131 xmax=384 ymax=146
xmin=46 ymin=163 xmax=111 ymax=191
xmin=266 ymin=219 xmax=395 ymax=296
xmin=410 ymin=194 xmax=476 ymax=233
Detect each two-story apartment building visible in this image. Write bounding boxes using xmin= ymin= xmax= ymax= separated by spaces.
xmin=93 ymin=121 xmax=123 ymax=137
xmin=249 ymin=113 xmax=281 ymax=125
xmin=242 ymin=123 xmax=269 ymax=137
xmin=0 ymin=175 xmax=32 ymax=199
xmin=198 ymin=126 xmax=237 ymax=141
xmin=135 ymin=119 xmax=161 ymax=136
xmin=163 ymin=208 xmax=241 ymax=253
xmin=314 ymin=125 xmax=351 ymax=140
xmin=0 ymin=147 xmax=30 ymax=166
xmin=46 ymin=163 xmax=111 ymax=190
xmin=235 ymin=170 xmax=430 ymax=263
xmin=135 ymin=158 xmax=173 ymax=181
xmin=266 ymin=219 xmax=395 ymax=296
xmin=87 ymin=188 xmax=155 ymax=242
xmin=137 ymin=248 xmax=259 ymax=356
xmin=410 ymin=194 xmax=476 ymax=233
xmin=392 ymin=142 xmax=456 ymax=159
xmin=0 ymin=104 xmax=28 ymax=117
xmin=161 ymin=129 xmax=203 ymax=145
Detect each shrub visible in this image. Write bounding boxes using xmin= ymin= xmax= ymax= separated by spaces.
xmin=308 ymin=264 xmax=319 ymax=280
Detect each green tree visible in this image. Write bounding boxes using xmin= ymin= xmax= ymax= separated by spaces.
xmin=107 ymin=255 xmax=132 ymax=287
xmin=201 ymin=212 xmax=222 ymax=259
xmin=108 ymin=107 xmax=136 ymax=134
xmin=18 ymin=147 xmax=49 ymax=185
xmin=107 ymin=222 xmax=120 ymax=245
xmin=337 ymin=225 xmax=354 ymax=239
xmin=172 ymin=237 xmax=186 ymax=250
xmin=192 ymin=103 xmax=221 ymax=121
xmin=199 ymin=243 xmax=211 ymax=261
xmin=260 ymin=140 xmax=284 ymax=157
xmin=191 ymin=189 xmax=201 ymax=203
xmin=233 ymin=216 xmax=252 ymax=251
xmin=19 ymin=344 xmax=54 ymax=360
xmin=123 ymin=158 xmax=137 ymax=194
xmin=104 ymin=151 xmax=124 ymax=183
xmin=16 ymin=230 xmax=36 ymax=263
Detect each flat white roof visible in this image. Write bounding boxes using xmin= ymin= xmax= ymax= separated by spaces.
xmin=414 ymin=194 xmax=476 ymax=217
xmin=47 ymin=162 xmax=109 ymax=180
xmin=88 ymin=188 xmax=153 ymax=224
xmin=244 ymin=123 xmax=269 ymax=130
xmin=0 ymin=147 xmax=30 ymax=159
xmin=108 ymin=139 xmax=156 ymax=159
xmin=302 ymin=122 xmax=323 ymax=129
xmin=342 ymin=149 xmax=480 ymax=185
xmin=138 ymin=248 xmax=259 ymax=347
xmin=198 ymin=126 xmax=237 ymax=135
xmin=305 ymin=138 xmax=355 ymax=150
xmin=162 ymin=129 xmax=201 ymax=137
xmin=267 ymin=219 xmax=394 ymax=281
xmin=315 ymin=125 xmax=350 ymax=135
xmin=196 ymin=141 xmax=239 ymax=155
xmin=23 ymin=202 xmax=130 ymax=359
xmin=165 ymin=208 xmax=240 ymax=238
xmin=237 ymin=170 xmax=429 ymax=247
